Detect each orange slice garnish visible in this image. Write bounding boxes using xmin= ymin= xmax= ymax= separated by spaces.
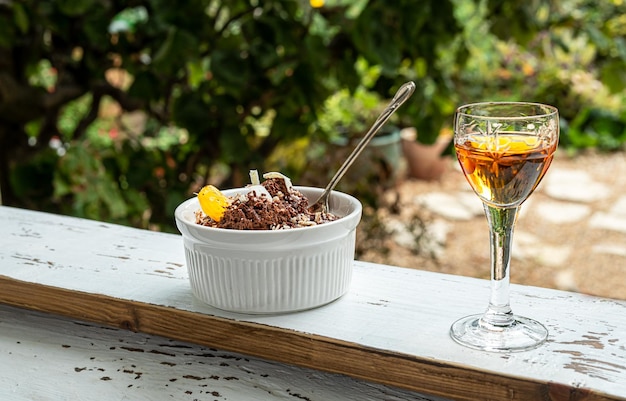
xmin=197 ymin=185 xmax=229 ymax=222
xmin=470 ymin=135 xmax=539 ymax=153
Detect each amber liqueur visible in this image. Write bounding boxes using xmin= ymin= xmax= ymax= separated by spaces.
xmin=455 ymin=133 xmax=557 ymax=208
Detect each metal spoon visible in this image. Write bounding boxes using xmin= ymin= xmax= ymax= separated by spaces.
xmin=308 ymin=81 xmax=416 ymax=214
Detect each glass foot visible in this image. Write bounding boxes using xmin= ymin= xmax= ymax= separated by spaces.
xmin=450 ymin=314 xmax=548 ymax=352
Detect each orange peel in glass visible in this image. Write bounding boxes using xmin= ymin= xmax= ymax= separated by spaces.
xmin=470 ymin=135 xmax=540 ymax=153
xmin=197 ymin=185 xmax=229 ymax=222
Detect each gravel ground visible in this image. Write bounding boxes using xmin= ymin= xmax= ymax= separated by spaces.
xmin=357 ymin=149 xmax=626 ymax=301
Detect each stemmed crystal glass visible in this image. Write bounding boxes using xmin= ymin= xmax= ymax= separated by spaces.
xmin=450 ymin=102 xmax=559 ymax=352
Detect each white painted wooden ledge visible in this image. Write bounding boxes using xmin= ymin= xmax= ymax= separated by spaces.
xmin=0 ymin=205 xmax=625 ymax=401
xmin=0 ymin=304 xmax=438 ymax=401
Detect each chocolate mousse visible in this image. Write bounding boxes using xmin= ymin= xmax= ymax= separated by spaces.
xmin=195 ymin=176 xmax=338 ymax=230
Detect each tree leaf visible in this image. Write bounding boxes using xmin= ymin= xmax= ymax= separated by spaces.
xmin=128 ymin=71 xmax=162 ymax=102
xmin=56 ymin=0 xmax=96 ymax=16
xmin=152 ymin=27 xmax=199 ymax=75
xmin=600 ymin=60 xmax=626 ymax=94
xmin=13 ymin=2 xmax=29 ymax=34
xmin=210 ymin=49 xmax=252 ymax=88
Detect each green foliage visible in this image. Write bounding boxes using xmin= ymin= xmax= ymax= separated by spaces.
xmin=1 ymin=0 xmax=626 ymax=232
xmin=315 ymin=59 xmax=391 ymax=142
xmin=561 ymin=108 xmax=626 ymax=150
xmin=0 ymin=0 xmax=464 ymax=230
xmin=469 ymin=0 xmax=626 ymax=150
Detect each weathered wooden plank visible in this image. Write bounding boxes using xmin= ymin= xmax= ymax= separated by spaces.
xmin=0 ymin=304 xmax=440 ymax=401
xmin=1 ymin=205 xmax=625 ymax=400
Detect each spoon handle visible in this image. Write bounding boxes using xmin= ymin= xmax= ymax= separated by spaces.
xmin=322 ymin=81 xmax=416 ymax=196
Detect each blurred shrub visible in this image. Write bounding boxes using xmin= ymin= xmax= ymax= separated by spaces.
xmin=0 ymin=0 xmax=463 ymax=230
xmin=1 ymin=0 xmax=625 ymax=231
xmin=456 ymin=0 xmax=626 ymax=151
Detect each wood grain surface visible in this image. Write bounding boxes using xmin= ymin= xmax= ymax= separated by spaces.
xmin=1 ymin=304 xmax=441 ymax=401
xmin=1 ymin=205 xmax=625 ymax=400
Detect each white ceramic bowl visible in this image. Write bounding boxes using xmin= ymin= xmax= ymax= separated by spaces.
xmin=174 ymin=186 xmax=362 ymax=314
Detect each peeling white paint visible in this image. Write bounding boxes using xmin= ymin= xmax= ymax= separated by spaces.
xmin=0 ymin=305 xmax=439 ymax=401
xmin=1 ymin=205 xmax=625 ymax=400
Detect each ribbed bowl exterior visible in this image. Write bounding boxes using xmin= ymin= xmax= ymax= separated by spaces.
xmin=184 ymin=231 xmax=355 ymax=313
xmin=175 ymin=186 xmax=362 ymax=314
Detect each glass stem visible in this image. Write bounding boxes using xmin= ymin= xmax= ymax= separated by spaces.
xmin=481 ymin=205 xmax=519 ymax=329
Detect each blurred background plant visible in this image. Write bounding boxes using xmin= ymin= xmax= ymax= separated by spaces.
xmin=0 ymin=0 xmax=461 ymax=231
xmin=0 ymin=0 xmax=625 ymax=234
xmin=455 ymin=0 xmax=626 ymax=151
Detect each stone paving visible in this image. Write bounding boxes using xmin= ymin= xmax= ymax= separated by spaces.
xmin=371 ymin=151 xmax=626 ymax=300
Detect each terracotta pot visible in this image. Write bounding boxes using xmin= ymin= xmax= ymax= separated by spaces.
xmin=401 ymin=128 xmax=452 ymax=181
